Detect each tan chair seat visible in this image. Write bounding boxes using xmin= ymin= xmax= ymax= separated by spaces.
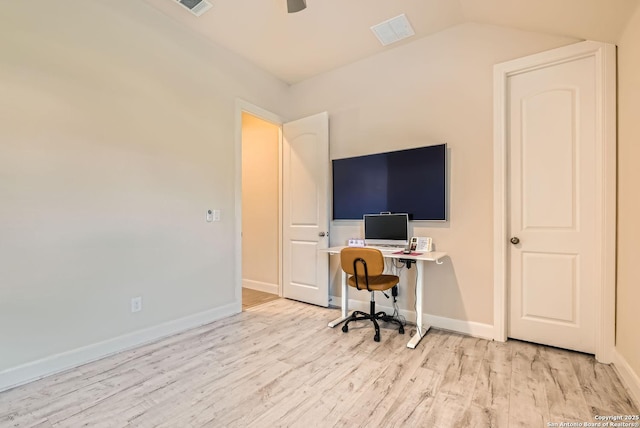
xmin=347 ymin=274 xmax=398 ymax=291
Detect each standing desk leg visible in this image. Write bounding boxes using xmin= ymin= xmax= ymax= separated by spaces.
xmin=328 ymin=270 xmax=349 ymax=327
xmin=407 ymin=260 xmax=431 ymax=348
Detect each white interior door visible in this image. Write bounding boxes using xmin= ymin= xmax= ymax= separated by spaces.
xmin=507 ymin=53 xmax=600 ymax=353
xmin=282 ymin=112 xmax=329 ymax=307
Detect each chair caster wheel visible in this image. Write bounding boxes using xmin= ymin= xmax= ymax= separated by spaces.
xmin=399 ymin=326 xmax=405 ymax=334
xmin=342 ymin=325 xmax=348 ymax=333
xmin=374 ymin=333 xmax=380 ymax=342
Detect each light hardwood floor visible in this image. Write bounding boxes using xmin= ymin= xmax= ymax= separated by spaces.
xmin=1 ymin=299 xmax=637 ymax=427
xmin=241 ymin=288 xmax=280 ymax=311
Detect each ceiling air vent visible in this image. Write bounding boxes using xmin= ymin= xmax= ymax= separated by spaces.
xmin=178 ymin=0 xmax=212 ymax=17
xmin=370 ymin=14 xmax=415 ymax=46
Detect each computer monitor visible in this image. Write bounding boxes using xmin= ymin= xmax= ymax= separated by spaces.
xmin=363 ymin=213 xmax=409 ymax=247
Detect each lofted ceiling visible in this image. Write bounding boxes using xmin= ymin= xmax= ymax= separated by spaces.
xmin=142 ymin=0 xmax=640 ymax=84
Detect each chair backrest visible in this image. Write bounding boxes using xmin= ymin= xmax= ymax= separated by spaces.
xmin=340 ymin=247 xmax=385 ymax=278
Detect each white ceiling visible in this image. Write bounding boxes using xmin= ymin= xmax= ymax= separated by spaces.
xmin=142 ymin=0 xmax=640 ymax=84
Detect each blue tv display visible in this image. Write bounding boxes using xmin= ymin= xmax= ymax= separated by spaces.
xmin=332 ymin=144 xmax=446 ymax=220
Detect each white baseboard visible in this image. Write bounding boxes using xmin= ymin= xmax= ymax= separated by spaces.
xmin=611 ymin=348 xmax=640 ymax=409
xmin=243 ymin=279 xmax=278 ymax=295
xmin=423 ymin=313 xmax=495 ymax=340
xmin=0 ymin=301 xmax=239 ymax=393
xmin=330 ymin=295 xmax=494 ymax=340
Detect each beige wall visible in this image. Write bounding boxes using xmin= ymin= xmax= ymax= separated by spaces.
xmin=0 ymin=1 xmax=288 ymax=372
xmin=616 ymin=5 xmax=640 ymax=385
xmin=241 ymin=113 xmax=280 ymax=290
xmin=289 ymin=23 xmax=577 ymax=324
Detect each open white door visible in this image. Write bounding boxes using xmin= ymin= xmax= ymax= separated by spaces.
xmin=282 ymin=112 xmax=330 ymax=307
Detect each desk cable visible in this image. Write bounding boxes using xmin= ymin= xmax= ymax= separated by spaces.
xmin=385 ymin=258 xmax=422 ymax=335
xmin=391 ymin=258 xmax=406 ymax=270
xmin=389 ymin=258 xmax=421 ymax=333
xmin=391 ymin=292 xmax=407 ymax=327
xmin=384 ymin=259 xmax=407 ymax=327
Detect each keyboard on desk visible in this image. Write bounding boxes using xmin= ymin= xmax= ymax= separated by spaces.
xmin=364 ymin=246 xmax=406 ymax=252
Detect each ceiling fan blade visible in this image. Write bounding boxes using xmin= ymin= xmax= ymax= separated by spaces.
xmin=287 ymin=0 xmax=306 ymax=13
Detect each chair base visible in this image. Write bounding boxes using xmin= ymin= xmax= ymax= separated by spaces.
xmin=341 ymin=299 xmax=405 ymax=342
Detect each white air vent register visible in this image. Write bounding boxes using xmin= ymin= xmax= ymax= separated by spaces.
xmin=370 ymin=14 xmax=415 ymax=46
xmin=177 ymin=0 xmax=212 ymax=17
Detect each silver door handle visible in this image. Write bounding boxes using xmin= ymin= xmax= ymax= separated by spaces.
xmin=510 ymin=237 xmax=520 ymax=245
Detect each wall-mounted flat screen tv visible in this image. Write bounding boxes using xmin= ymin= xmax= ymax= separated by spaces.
xmin=332 ymin=144 xmax=446 ymax=220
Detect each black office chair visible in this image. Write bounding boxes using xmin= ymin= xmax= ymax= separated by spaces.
xmin=340 ymin=247 xmax=405 ymax=342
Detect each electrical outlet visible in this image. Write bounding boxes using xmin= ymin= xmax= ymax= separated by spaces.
xmin=131 ymin=296 xmax=142 ymax=313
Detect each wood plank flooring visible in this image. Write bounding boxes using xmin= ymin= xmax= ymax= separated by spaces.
xmin=241 ymin=288 xmax=280 ymax=311
xmin=1 ymin=299 xmax=637 ymax=428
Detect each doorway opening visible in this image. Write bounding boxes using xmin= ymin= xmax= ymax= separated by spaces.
xmin=240 ymin=111 xmax=281 ymax=311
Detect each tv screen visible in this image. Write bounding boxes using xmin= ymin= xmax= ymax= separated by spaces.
xmin=332 ymin=144 xmax=446 ymax=220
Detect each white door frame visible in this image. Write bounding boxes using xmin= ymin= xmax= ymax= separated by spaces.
xmin=493 ymin=41 xmax=617 ymax=363
xmin=234 ymin=99 xmax=285 ymax=308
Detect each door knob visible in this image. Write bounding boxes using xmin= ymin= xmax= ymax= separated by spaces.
xmin=319 ymin=232 xmax=326 ymax=237
xmin=510 ymin=237 xmax=520 ymax=245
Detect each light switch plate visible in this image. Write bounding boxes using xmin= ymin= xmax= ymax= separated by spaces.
xmin=131 ymin=296 xmax=142 ymax=313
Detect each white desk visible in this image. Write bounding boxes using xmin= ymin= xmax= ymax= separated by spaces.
xmin=323 ymin=246 xmax=447 ymax=349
